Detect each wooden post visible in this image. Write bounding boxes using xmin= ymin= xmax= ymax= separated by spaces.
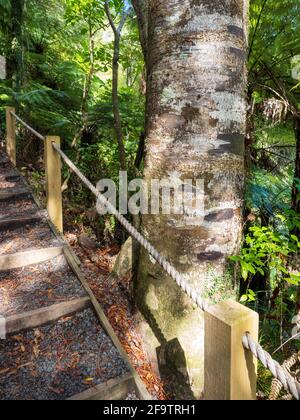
xmin=45 ymin=136 xmax=63 ymax=233
xmin=6 ymin=107 xmax=16 ymax=166
xmin=204 ymin=299 xmax=259 ymax=400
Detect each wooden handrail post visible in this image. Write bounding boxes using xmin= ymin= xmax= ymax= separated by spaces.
xmin=6 ymin=107 xmax=16 ymax=166
xmin=204 ymin=299 xmax=259 ymax=400
xmin=45 ymin=136 xmax=63 ymax=233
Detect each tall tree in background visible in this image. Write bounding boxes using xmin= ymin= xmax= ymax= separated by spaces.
xmin=105 ymin=0 xmax=129 ymax=171
xmin=12 ymin=0 xmax=26 ymax=91
xmin=133 ymin=0 xmax=249 ymax=397
xmin=1 ymin=0 xmax=26 ymax=91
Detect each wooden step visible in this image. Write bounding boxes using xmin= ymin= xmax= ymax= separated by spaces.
xmin=5 ymin=174 xmax=21 ymax=182
xmin=68 ymin=373 xmax=135 ymax=400
xmin=0 ymin=212 xmax=46 ymax=229
xmin=0 ymin=190 xmax=30 ymax=202
xmin=0 ymin=158 xmax=9 ymax=165
xmin=0 ymin=246 xmax=64 ymax=271
xmin=5 ymin=297 xmax=91 ymax=335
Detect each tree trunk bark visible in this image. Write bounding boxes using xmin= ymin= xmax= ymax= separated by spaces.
xmin=292 ymin=117 xmax=300 ymax=220
xmin=135 ymin=0 xmax=249 ymax=398
xmin=245 ymin=88 xmax=256 ymax=173
xmin=292 ymin=117 xmax=300 ymax=320
xmin=11 ymin=0 xmax=26 ymax=92
xmin=112 ymin=32 xmax=127 ymax=171
xmin=131 ymin=0 xmax=148 ymax=63
xmin=105 ymin=1 xmax=128 ymax=172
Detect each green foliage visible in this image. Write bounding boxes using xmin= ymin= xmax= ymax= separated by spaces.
xmin=232 ymin=217 xmax=300 ymax=287
xmin=0 ymin=0 xmax=144 ymax=173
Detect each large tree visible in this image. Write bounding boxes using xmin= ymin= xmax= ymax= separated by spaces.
xmin=132 ymin=0 xmax=249 ymax=397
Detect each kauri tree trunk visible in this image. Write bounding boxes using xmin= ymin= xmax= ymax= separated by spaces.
xmin=134 ymin=0 xmax=249 ymax=398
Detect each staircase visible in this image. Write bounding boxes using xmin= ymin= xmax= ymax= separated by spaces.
xmin=0 ymin=151 xmax=148 ymax=400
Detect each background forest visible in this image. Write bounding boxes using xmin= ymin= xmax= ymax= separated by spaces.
xmin=0 ymin=0 xmax=300 ymax=398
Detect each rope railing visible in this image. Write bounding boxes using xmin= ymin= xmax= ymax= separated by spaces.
xmin=52 ymin=142 xmax=210 ymax=314
xmin=243 ymin=333 xmax=300 ymax=400
xmin=52 ymin=142 xmax=300 ymax=400
xmin=6 ymin=111 xmax=300 ymax=400
xmin=10 ymin=111 xmax=45 ymax=142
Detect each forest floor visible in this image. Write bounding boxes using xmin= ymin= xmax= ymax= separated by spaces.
xmin=63 ymin=229 xmax=174 ymax=400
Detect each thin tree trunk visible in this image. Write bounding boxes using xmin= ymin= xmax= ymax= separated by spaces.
xmin=292 ymin=116 xmax=300 ymax=219
xmin=292 ymin=116 xmax=300 ymax=318
xmin=135 ymin=0 xmax=249 ymax=398
xmin=71 ymin=29 xmax=95 ymax=149
xmin=245 ymin=88 xmax=256 ymax=172
xmin=62 ymin=21 xmax=96 ymax=192
xmin=112 ymin=33 xmax=126 ymax=171
xmin=131 ymin=0 xmax=148 ymax=64
xmin=8 ymin=0 xmax=26 ymax=92
xmin=105 ymin=1 xmax=128 ymax=172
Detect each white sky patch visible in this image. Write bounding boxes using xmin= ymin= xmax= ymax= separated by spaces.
xmin=102 ymin=29 xmax=114 ymax=44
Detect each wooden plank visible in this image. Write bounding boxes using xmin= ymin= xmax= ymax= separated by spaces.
xmin=45 ymin=136 xmax=63 ymax=233
xmin=5 ymin=174 xmax=20 ymax=182
xmin=0 ymin=190 xmax=30 ymax=202
xmin=68 ymin=373 xmax=135 ymax=401
xmin=6 ymin=297 xmax=91 ymax=334
xmin=6 ymin=107 xmax=16 ymax=166
xmin=204 ymin=299 xmax=259 ymax=400
xmin=0 ymin=158 xmax=9 ymax=165
xmin=0 ymin=212 xmax=46 ymax=229
xmin=63 ymin=246 xmax=152 ymax=400
xmin=0 ymin=247 xmax=64 ymax=271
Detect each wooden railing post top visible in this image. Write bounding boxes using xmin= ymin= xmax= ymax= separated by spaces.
xmin=204 ymin=299 xmax=259 ymax=400
xmin=45 ymin=135 xmax=63 ymax=233
xmin=45 ymin=135 xmax=60 ymax=143
xmin=206 ymin=299 xmax=259 ymax=326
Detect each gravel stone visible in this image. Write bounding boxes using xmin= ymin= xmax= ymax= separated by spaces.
xmin=0 ymin=255 xmax=87 ymax=316
xmin=0 ymin=309 xmax=129 ymax=400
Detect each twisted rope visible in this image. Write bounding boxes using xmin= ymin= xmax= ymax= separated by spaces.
xmin=269 ymin=351 xmax=300 ymax=400
xmin=52 ymin=142 xmax=300 ymax=399
xmin=10 ymin=111 xmax=45 ymax=141
xmin=243 ymin=333 xmax=300 ymax=400
xmin=52 ymin=142 xmax=209 ymax=312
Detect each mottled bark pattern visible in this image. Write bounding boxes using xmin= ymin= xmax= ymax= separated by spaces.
xmin=136 ymin=0 xmax=248 ymax=397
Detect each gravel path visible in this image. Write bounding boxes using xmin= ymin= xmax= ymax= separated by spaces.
xmin=0 ymin=255 xmax=87 ymax=316
xmin=0 ymin=221 xmax=62 ymax=255
xmin=0 ymin=308 xmax=129 ymax=400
